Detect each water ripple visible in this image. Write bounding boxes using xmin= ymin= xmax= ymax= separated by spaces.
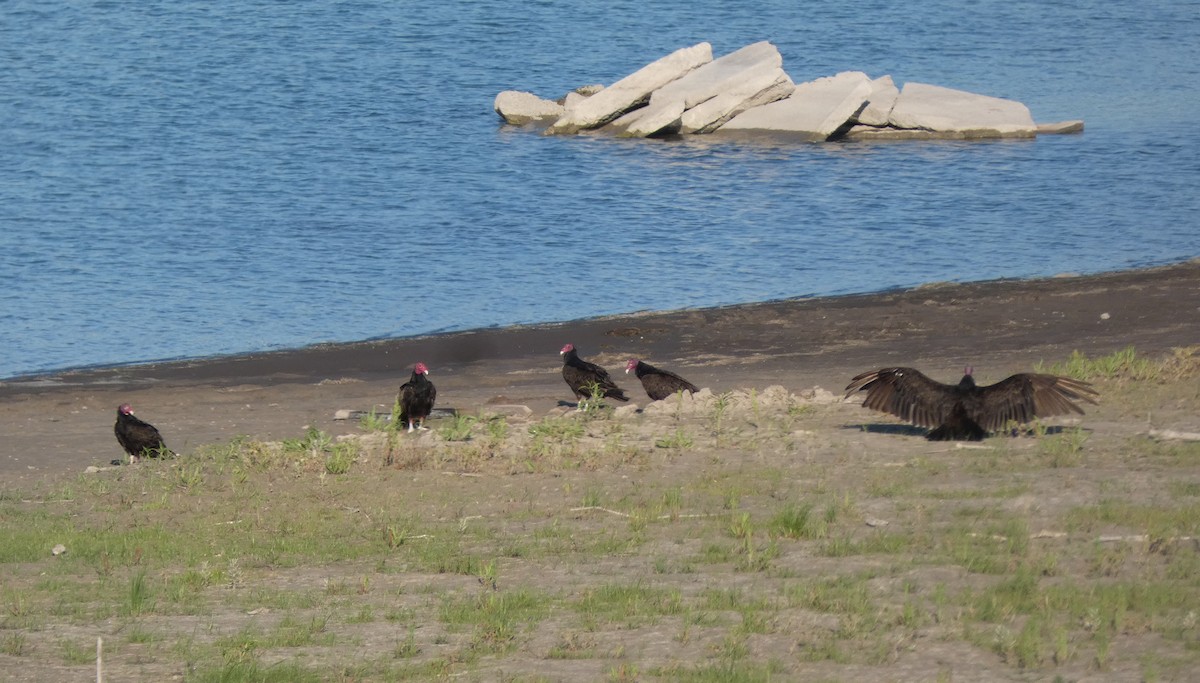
xmin=0 ymin=0 xmax=1198 ymax=378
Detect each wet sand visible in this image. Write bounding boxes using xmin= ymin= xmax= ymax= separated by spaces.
xmin=2 ymin=259 xmax=1197 ymax=481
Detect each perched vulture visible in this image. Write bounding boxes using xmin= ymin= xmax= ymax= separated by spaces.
xmin=844 ymin=366 xmax=1099 ymax=441
xmin=560 ymin=343 xmax=628 ymax=404
xmin=398 ymin=362 xmax=437 ymax=432
xmin=625 ymin=358 xmax=699 ymax=401
xmin=114 ymin=404 xmax=174 ymax=463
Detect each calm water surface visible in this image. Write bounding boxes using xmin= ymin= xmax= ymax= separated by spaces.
xmin=2 ymin=1 xmax=1198 ymax=378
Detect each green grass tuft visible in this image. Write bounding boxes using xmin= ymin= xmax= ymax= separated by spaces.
xmin=655 ymin=427 xmax=694 ymax=450
xmin=1036 ymin=345 xmax=1159 ymax=381
xmin=324 ymin=441 xmax=357 ymax=474
xmin=769 ymin=502 xmax=826 ymax=539
xmin=438 ymin=413 xmax=476 ymax=441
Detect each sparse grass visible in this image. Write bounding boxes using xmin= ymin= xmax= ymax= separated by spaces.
xmin=1034 ymin=344 xmax=1200 ymax=382
xmin=579 ymin=381 xmax=616 ymax=417
xmin=581 ymin=487 xmax=604 ymax=508
xmin=1038 ymin=427 xmax=1089 ymax=467
xmin=546 ymin=631 xmax=596 ymax=659
xmin=358 ymin=405 xmax=392 ymax=432
xmin=324 ymin=441 xmax=357 ymax=474
xmin=1 ymin=632 xmax=27 ymax=656
xmin=1064 ymin=500 xmax=1200 ymax=538
xmin=786 ymin=573 xmax=875 ymax=626
xmin=769 ymin=502 xmax=826 ymax=539
xmin=651 ymin=660 xmax=786 ymax=682
xmin=821 ymin=530 xmax=913 ymax=557
xmin=58 ymin=638 xmax=94 ymax=665
xmin=654 ymin=427 xmax=694 ymax=449
xmin=484 ymin=415 xmax=509 ymax=447
xmin=191 ymin=658 xmax=326 ymax=683
xmin=710 ymin=391 xmax=734 ymax=436
xmin=528 ymin=417 xmax=586 ymax=462
xmin=1164 ymin=345 xmax=1200 ymax=378
xmin=283 ymin=426 xmax=333 ymax=456
xmin=734 ymin=532 xmax=779 ymax=573
xmin=438 ymin=413 xmax=477 ymax=441
xmin=174 ymin=462 xmax=205 ymax=489
xmin=529 ymin=418 xmax=586 ymax=441
xmin=393 ymin=627 xmax=420 ymax=658
xmin=440 ymin=588 xmax=550 ymax=653
xmin=576 ymin=582 xmax=684 ymax=625
xmin=126 ymin=569 xmax=152 ymax=616
xmin=1036 ymin=345 xmax=1157 ymax=381
xmin=2 ymin=351 xmax=1198 ymax=680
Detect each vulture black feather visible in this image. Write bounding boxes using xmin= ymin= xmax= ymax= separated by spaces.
xmin=560 ymin=343 xmax=628 ymax=404
xmin=114 ymin=404 xmax=174 ymax=463
xmin=844 ymin=366 xmax=1099 ymax=441
xmin=398 ymin=362 xmax=437 ymax=432
xmin=625 ymin=358 xmax=699 ymax=401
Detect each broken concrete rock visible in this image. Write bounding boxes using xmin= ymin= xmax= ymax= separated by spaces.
xmin=546 ymin=42 xmax=713 ymax=135
xmin=855 ymin=75 xmax=900 ymax=127
xmin=887 ymin=82 xmax=1036 ymax=138
xmin=1037 ymin=120 xmax=1085 ymax=134
xmin=716 ymin=71 xmax=873 ymax=141
xmin=496 ymin=41 xmax=1078 ymax=143
xmin=619 ymin=99 xmax=687 ymax=138
xmin=650 ymin=40 xmax=783 ymax=110
xmin=494 ymin=90 xmax=564 ymax=125
xmin=680 ymin=67 xmax=794 ymax=134
xmin=617 ymin=41 xmax=790 ymax=138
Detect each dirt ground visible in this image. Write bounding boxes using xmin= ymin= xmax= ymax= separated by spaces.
xmin=1 ymin=260 xmax=1198 ymax=682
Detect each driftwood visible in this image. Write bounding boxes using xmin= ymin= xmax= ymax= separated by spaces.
xmin=1148 ymin=428 xmax=1200 ymax=442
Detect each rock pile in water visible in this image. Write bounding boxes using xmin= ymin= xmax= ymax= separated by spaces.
xmin=494 ymin=41 xmax=1083 ymax=141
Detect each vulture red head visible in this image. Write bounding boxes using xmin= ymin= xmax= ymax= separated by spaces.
xmin=959 ymin=366 xmax=976 ymax=389
xmin=119 ymin=403 xmax=134 ymax=416
xmin=413 ymin=362 xmax=429 ymax=376
xmin=560 ymin=343 xmax=575 ymax=355
xmin=625 ymin=359 xmax=640 ymax=374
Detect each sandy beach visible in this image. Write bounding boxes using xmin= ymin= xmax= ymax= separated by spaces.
xmin=3 ymin=260 xmax=1197 ymax=480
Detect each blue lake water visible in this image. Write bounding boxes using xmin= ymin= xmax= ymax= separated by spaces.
xmin=2 ymin=0 xmax=1198 ymax=379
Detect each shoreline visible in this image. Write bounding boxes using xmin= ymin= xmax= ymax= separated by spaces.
xmin=4 ymin=259 xmax=1197 ymax=391
xmin=1 ymin=259 xmax=1197 ymax=479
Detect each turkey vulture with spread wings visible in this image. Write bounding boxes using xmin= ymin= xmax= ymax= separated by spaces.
xmin=398 ymin=362 xmax=437 ymax=432
xmin=625 ymin=358 xmax=699 ymax=401
xmin=114 ymin=404 xmax=174 ymax=463
xmin=560 ymin=344 xmax=628 ymax=404
xmin=844 ymin=366 xmax=1098 ymax=441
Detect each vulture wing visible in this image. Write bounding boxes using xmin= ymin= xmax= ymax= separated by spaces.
xmin=637 ymin=362 xmax=699 ymax=401
xmin=844 ymin=368 xmax=963 ymax=429
xmin=564 ymin=355 xmax=628 ymax=401
xmin=115 ymin=415 xmax=171 ymax=458
xmin=969 ymin=373 xmax=1098 ymax=431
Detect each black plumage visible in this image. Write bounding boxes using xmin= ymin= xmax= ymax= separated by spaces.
xmin=114 ymin=404 xmax=174 ymax=463
xmin=560 ymin=343 xmax=628 ymax=404
xmin=398 ymin=362 xmax=437 ymax=432
xmin=625 ymin=358 xmax=699 ymax=401
xmin=844 ymin=366 xmax=1099 ymax=441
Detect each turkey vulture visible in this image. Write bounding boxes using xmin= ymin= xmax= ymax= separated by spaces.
xmin=560 ymin=343 xmax=628 ymax=405
xmin=114 ymin=404 xmax=174 ymax=463
xmin=398 ymin=362 xmax=437 ymax=432
xmin=844 ymin=366 xmax=1099 ymax=441
xmin=625 ymin=358 xmax=699 ymax=401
